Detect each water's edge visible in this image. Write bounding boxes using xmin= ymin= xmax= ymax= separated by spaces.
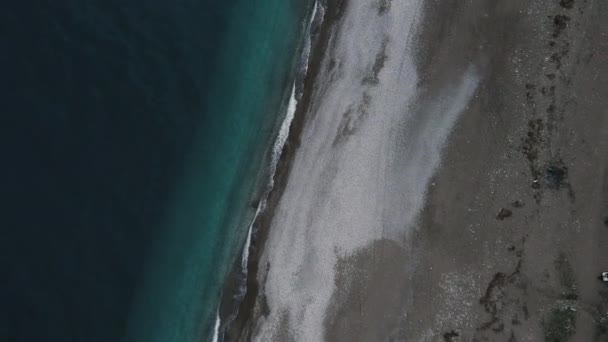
xmin=219 ymin=0 xmax=349 ymax=340
xmin=213 ymin=2 xmax=326 ymax=341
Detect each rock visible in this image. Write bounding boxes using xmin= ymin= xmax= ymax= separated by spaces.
xmin=560 ymin=0 xmax=574 ymax=9
xmin=545 ymin=165 xmax=567 ymax=189
xmin=443 ymin=331 xmax=459 ymax=342
xmin=497 ymin=208 xmax=513 ymax=220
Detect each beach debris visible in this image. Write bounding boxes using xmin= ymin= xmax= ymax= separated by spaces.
xmin=512 ymin=200 xmax=524 ymax=208
xmin=492 ymin=323 xmax=505 ymax=332
xmin=496 ymin=208 xmax=513 ymax=220
xmin=531 ymin=178 xmax=541 ymax=189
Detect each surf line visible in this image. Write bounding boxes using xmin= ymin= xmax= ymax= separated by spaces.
xmin=241 ymin=80 xmax=296 ymax=269
xmin=211 ymin=306 xmax=221 ymax=342
xmin=217 ymin=82 xmax=295 ymax=342
xmin=240 ymin=0 xmax=324 ymax=274
xmin=213 ymin=2 xmax=324 ymax=340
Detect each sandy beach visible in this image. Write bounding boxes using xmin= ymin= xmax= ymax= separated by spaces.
xmin=224 ymin=0 xmax=608 ymax=341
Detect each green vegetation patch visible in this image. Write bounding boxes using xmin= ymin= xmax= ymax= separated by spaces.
xmin=543 ymin=304 xmax=577 ymax=342
xmin=554 ymin=253 xmax=578 ymax=300
xmin=594 ymin=290 xmax=608 ymax=339
xmin=597 ymin=313 xmax=608 ymax=338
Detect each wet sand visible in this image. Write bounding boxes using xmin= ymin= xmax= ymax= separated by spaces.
xmin=224 ymin=0 xmax=608 ymax=341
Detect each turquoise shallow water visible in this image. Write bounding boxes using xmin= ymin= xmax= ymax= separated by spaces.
xmin=125 ymin=1 xmax=310 ymax=341
xmin=1 ymin=1 xmax=308 ymax=340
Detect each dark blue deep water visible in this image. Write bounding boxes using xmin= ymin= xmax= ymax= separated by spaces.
xmin=0 ymin=1 xmax=307 ymax=341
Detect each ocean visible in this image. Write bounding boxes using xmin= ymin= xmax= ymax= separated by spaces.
xmin=1 ymin=1 xmax=310 ymax=341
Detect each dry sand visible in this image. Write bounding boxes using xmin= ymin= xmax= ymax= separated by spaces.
xmin=224 ymin=0 xmax=608 ymax=341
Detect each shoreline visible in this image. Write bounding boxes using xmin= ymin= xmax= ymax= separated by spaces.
xmin=121 ymin=1 xmax=316 ymax=341
xmin=220 ymin=0 xmax=608 ymax=340
xmin=217 ymin=1 xmax=345 ymax=340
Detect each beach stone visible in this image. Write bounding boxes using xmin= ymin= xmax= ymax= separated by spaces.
xmin=496 ymin=208 xmax=513 ymax=220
